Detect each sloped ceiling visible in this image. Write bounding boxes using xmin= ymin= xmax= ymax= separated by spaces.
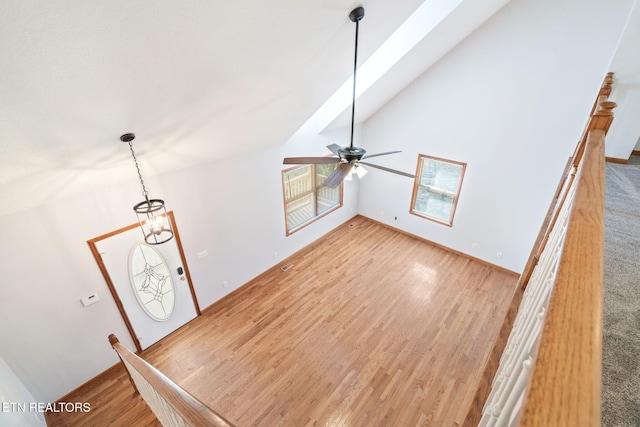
xmin=0 ymin=0 xmax=511 ymax=216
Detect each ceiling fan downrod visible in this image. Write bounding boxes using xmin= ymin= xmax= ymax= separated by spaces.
xmin=348 ymin=6 xmax=364 ymax=151
xmin=281 ymin=6 xmax=414 ymax=188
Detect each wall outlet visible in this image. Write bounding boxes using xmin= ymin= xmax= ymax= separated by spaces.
xmin=497 ymin=251 xmax=503 ymax=258
xmin=471 ymin=243 xmax=478 ymax=249
xmin=197 ymin=250 xmax=208 ymax=259
xmin=223 ymin=281 xmax=229 ymax=288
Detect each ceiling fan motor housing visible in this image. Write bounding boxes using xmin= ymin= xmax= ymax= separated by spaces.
xmin=338 ymin=146 xmax=366 ymax=162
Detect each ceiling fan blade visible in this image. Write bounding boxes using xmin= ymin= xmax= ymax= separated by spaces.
xmin=323 ymin=162 xmax=353 ymax=188
xmin=362 ymin=150 xmax=401 ymax=159
xmin=359 ymin=161 xmax=416 ymax=178
xmin=283 ymin=156 xmax=340 ymax=165
xmin=327 ymin=144 xmax=342 ymax=155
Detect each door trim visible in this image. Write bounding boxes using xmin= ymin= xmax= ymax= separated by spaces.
xmin=87 ymin=211 xmax=200 ymax=353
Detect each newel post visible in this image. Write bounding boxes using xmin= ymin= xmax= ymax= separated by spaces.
xmin=598 ymin=72 xmax=614 ymax=99
xmin=109 ymin=334 xmax=140 ymax=395
xmin=588 ymin=100 xmax=617 ymax=134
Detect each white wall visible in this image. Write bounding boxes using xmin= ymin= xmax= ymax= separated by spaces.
xmin=358 ymin=0 xmax=635 ymax=272
xmin=0 ymin=356 xmax=44 ymax=426
xmin=606 ymin=0 xmax=640 ymax=159
xmin=0 ymin=124 xmax=358 ymax=404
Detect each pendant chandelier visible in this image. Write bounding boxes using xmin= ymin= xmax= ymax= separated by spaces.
xmin=120 ymin=133 xmax=174 ymax=245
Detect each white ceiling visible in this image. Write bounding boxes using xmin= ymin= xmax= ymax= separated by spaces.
xmin=7 ymin=0 xmax=637 ymax=217
xmin=0 ymin=0 xmax=517 ymax=215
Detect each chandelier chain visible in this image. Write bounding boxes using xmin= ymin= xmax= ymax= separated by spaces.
xmin=128 ymin=141 xmax=149 ymax=198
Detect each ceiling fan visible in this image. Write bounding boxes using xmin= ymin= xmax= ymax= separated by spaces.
xmin=283 ymin=6 xmax=415 ymax=188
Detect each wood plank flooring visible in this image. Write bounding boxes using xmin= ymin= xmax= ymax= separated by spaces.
xmin=47 ymin=216 xmax=518 ymax=426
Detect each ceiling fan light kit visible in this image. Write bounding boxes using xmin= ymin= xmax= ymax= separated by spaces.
xmin=121 ymin=133 xmax=174 ymax=245
xmin=282 ymin=6 xmax=415 ymax=188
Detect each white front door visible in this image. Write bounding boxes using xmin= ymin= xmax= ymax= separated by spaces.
xmin=92 ymin=217 xmax=198 ymax=350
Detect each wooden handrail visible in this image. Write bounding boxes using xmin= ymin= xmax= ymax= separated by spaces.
xmin=520 ymin=81 xmax=616 ymax=426
xmin=469 ymin=73 xmax=616 ymax=426
xmin=109 ymin=334 xmax=234 ymax=427
xmin=518 ymin=128 xmax=605 ymax=426
xmin=517 ymin=81 xmax=616 ymax=425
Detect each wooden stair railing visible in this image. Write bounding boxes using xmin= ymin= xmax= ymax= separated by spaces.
xmin=517 ymin=88 xmax=615 ymax=427
xmin=467 ymin=73 xmax=616 ymax=426
xmin=109 ymin=334 xmax=234 ymax=427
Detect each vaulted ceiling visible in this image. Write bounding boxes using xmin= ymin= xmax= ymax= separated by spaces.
xmin=2 ymin=0 xmax=637 ymax=217
xmin=0 ymin=0 xmax=519 ymax=215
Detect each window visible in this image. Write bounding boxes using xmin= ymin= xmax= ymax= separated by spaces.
xmin=282 ymin=163 xmax=342 ymax=234
xmin=410 ymin=155 xmax=466 ymax=226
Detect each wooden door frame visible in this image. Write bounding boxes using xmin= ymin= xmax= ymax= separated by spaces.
xmin=87 ymin=211 xmax=201 ymax=353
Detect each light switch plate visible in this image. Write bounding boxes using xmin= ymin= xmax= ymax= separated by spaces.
xmin=81 ymin=292 xmax=100 ymax=307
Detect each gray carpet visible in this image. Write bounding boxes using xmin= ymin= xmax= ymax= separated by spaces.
xmin=602 ymin=155 xmax=640 ymax=427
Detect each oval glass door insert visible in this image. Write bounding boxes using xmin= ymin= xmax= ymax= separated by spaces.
xmin=128 ymin=243 xmax=175 ymax=321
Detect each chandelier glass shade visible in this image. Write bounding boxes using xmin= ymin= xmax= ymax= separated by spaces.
xmin=120 ymin=133 xmax=174 ymax=245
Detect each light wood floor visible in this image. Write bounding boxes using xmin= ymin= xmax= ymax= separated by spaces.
xmin=47 ymin=216 xmax=518 ymax=426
